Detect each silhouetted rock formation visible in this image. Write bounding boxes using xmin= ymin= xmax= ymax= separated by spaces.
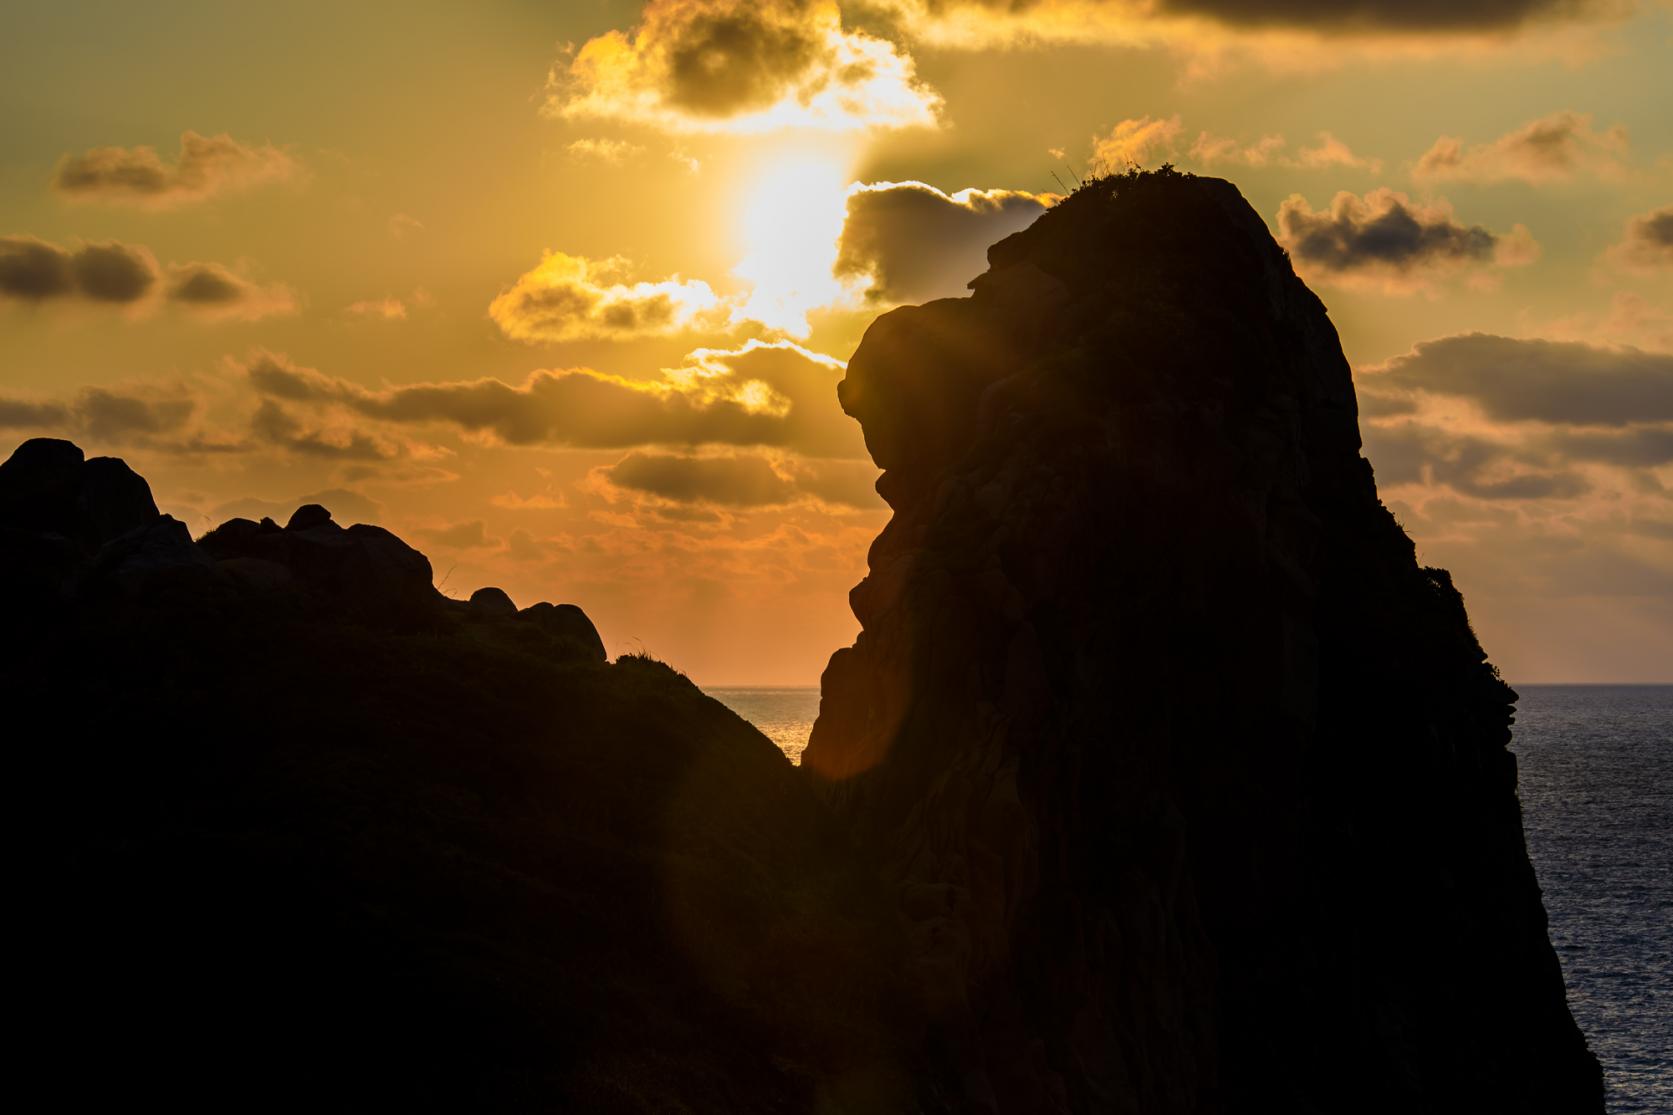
xmin=7 ymin=439 xmax=916 ymax=1112
xmin=804 ymin=169 xmax=1602 ymax=1114
xmin=5 ymin=169 xmax=1601 ymax=1115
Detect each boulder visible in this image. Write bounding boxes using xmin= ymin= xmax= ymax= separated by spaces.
xmin=76 ymin=457 xmax=160 ymax=546
xmin=520 ymin=601 xmax=607 ymax=663
xmin=467 ymin=586 xmax=518 ymax=618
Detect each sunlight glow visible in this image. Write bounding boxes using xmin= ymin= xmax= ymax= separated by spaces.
xmin=732 ymin=149 xmax=855 ymax=337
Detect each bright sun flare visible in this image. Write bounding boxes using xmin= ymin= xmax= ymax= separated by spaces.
xmin=732 ymin=149 xmax=855 ymax=336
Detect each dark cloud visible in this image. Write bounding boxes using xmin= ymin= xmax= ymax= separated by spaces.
xmin=419 ymin=521 xmax=498 ymax=549
xmin=0 ymin=237 xmax=74 ymax=300
xmin=52 ymin=131 xmax=298 ymax=208
xmin=664 ymin=7 xmax=824 ymax=115
xmin=165 ymin=262 xmax=295 ymax=319
xmin=1 ymin=236 xmax=288 ymax=317
xmin=604 ymin=451 xmax=884 ymax=509
xmin=1358 ymin=334 xmax=1673 ymax=503
xmin=1363 ymin=421 xmax=1590 ymax=500
xmin=550 ymin=0 xmax=938 ymax=132
xmin=1609 ymin=204 xmax=1673 ymax=272
xmin=1361 ymin=334 xmax=1673 ymax=427
xmin=1 ymin=236 xmax=157 ymax=304
xmin=0 ymin=397 xmax=72 ymax=429
xmin=72 ymin=242 xmax=161 ymax=302
xmin=1276 ymin=189 xmax=1534 ymax=291
xmin=0 ymin=385 xmax=194 ymax=445
xmin=243 ymin=343 xmax=866 ymax=459
xmin=78 ymin=388 xmax=194 ymax=441
xmin=250 ymin=399 xmax=396 ymax=461
xmin=606 ymin=452 xmax=797 ymax=506
xmin=836 ymin=182 xmax=1051 ymax=303
xmin=1154 ymin=0 xmax=1607 ymax=31
xmin=169 ymin=263 xmax=247 ymax=305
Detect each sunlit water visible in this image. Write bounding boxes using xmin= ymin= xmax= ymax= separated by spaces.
xmin=706 ymin=686 xmax=822 ymax=765
xmin=706 ymin=683 xmax=1672 ymax=1109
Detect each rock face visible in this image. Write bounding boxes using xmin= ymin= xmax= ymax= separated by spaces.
xmin=804 ymin=170 xmax=1601 ymax=1114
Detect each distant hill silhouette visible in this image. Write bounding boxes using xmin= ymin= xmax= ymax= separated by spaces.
xmin=3 ymin=439 xmax=919 ymax=1111
xmin=3 ymin=169 xmax=1600 ymax=1113
xmin=805 ymin=167 xmax=1602 ymax=1113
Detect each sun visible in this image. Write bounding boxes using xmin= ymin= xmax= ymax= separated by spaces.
xmin=732 ymin=146 xmax=855 ymax=336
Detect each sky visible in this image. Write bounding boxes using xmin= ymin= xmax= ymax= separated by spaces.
xmin=2 ymin=0 xmax=1670 ymax=684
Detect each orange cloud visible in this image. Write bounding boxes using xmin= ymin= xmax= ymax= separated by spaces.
xmin=52 ymin=131 xmax=298 ymax=208
xmin=1605 ymin=205 xmax=1673 ymax=274
xmin=1415 ymin=111 xmax=1630 ymax=184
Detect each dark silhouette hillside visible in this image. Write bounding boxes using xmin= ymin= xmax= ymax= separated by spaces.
xmin=804 ymin=168 xmax=1601 ymax=1113
xmin=4 ymin=439 xmax=920 ymax=1112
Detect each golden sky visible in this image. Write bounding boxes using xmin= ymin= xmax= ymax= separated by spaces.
xmin=3 ymin=0 xmax=1671 ymax=683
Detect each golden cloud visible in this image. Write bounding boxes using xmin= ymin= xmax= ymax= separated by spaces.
xmin=547 ymin=0 xmax=941 ymax=133
xmin=242 ymin=340 xmax=867 ymax=458
xmin=489 ymin=251 xmax=732 ymax=343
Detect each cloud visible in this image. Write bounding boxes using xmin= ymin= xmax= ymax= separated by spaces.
xmin=1359 ymin=333 xmax=1673 ymax=426
xmin=345 ymin=297 xmax=409 ymax=321
xmin=388 ymin=213 xmax=423 ymax=241
xmin=166 ymin=262 xmax=296 ymax=321
xmin=418 ymin=520 xmax=499 ymax=549
xmin=0 ymin=384 xmax=195 ymax=444
xmin=1150 ymin=0 xmax=1612 ymax=32
xmin=2 ymin=235 xmax=292 ymax=319
xmin=250 ymin=399 xmax=400 ymax=461
xmin=566 ymin=137 xmax=646 ymax=164
xmin=602 ymin=450 xmax=882 ymax=508
xmin=1 ymin=235 xmax=158 ymax=303
xmin=1275 ymin=189 xmax=1537 ymax=292
xmin=605 ymin=451 xmax=798 ymax=506
xmin=1355 ymin=333 xmax=1673 ymax=510
xmin=52 ymin=131 xmax=298 ymax=208
xmin=1190 ymin=129 xmax=1382 ymax=171
xmin=242 ymin=340 xmax=866 ymax=458
xmin=835 ymin=181 xmax=1053 ymax=303
xmin=0 ymin=397 xmax=73 ymax=430
xmin=547 ymin=0 xmax=940 ymax=133
xmin=1606 ymin=204 xmax=1673 ymax=273
xmin=1414 ymin=111 xmax=1629 ymax=183
xmin=873 ymin=0 xmax=1621 ymax=55
xmin=489 ymin=251 xmax=731 ymax=343
xmin=1091 ymin=115 xmax=1184 ymax=172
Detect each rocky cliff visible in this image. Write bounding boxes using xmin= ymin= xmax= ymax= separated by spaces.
xmin=804 ymin=169 xmax=1601 ymax=1114
xmin=4 ymin=438 xmax=919 ymax=1112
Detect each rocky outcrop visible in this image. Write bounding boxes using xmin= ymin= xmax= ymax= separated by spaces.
xmin=6 ymin=437 xmax=921 ymax=1113
xmin=804 ymin=169 xmax=1602 ymax=1114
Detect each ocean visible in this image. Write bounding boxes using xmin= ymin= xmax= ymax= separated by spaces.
xmin=706 ymin=683 xmax=1672 ymax=1112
